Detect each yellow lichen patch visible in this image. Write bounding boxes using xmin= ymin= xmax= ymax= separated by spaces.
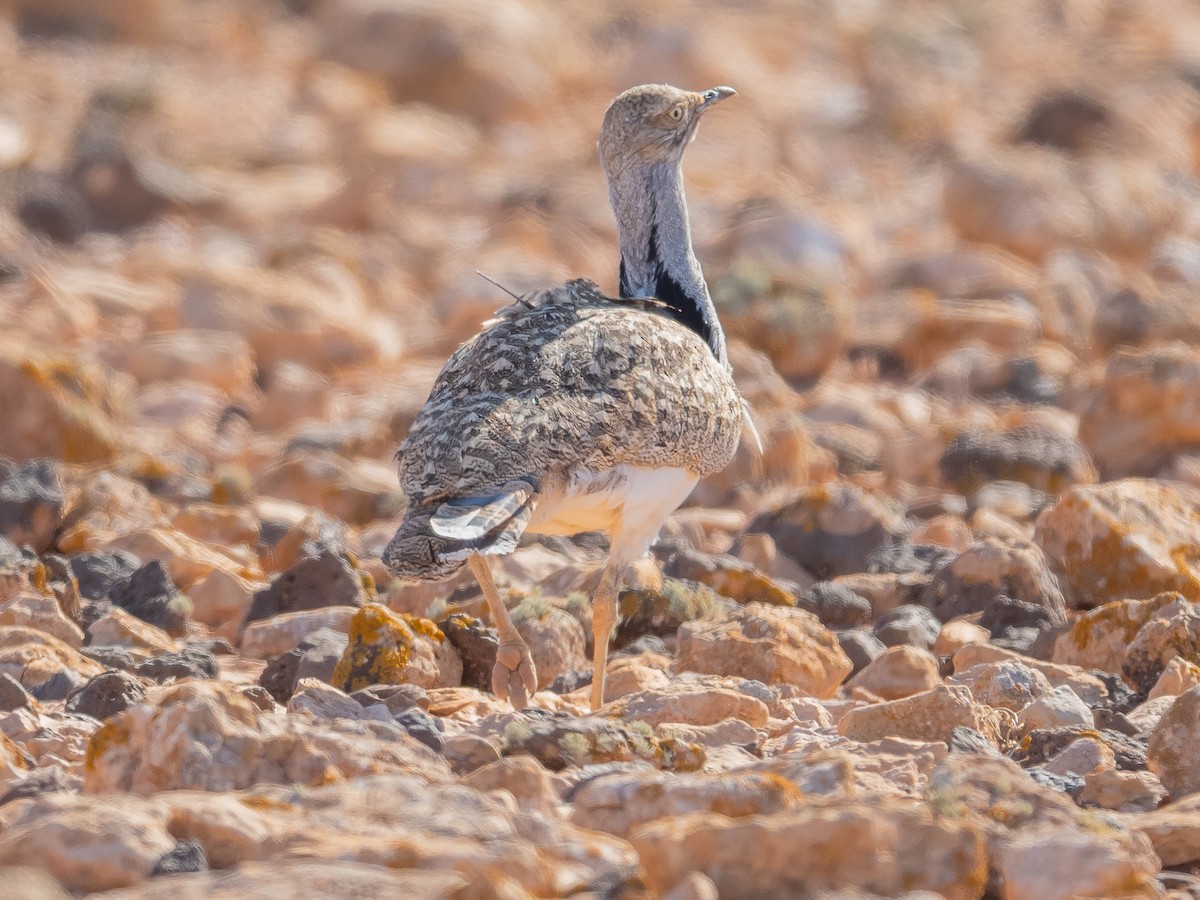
xmin=332 ymin=602 xmax=445 ymax=691
xmin=1063 ymin=591 xmax=1182 ymax=652
xmin=84 ymin=718 xmax=131 ymax=773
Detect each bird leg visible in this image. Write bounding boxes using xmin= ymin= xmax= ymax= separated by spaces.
xmin=469 ymin=552 xmax=537 ymax=708
xmin=589 ymin=560 xmax=623 ymax=712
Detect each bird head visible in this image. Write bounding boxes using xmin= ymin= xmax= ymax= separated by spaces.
xmin=600 ymin=84 xmax=736 ymax=173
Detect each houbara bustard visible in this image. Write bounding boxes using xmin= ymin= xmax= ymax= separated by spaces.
xmin=385 ymin=84 xmax=746 ymax=710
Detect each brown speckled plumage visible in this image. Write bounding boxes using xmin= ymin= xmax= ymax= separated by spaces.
xmin=383 ymin=84 xmax=743 ymax=709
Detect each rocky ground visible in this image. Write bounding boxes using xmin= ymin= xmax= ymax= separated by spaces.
xmin=2 ymin=0 xmax=1200 ymax=897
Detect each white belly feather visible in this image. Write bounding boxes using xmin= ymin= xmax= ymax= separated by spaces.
xmin=526 ymin=465 xmax=699 ymax=564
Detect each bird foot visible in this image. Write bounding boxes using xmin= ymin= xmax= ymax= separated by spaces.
xmin=493 ymin=640 xmax=538 ymax=709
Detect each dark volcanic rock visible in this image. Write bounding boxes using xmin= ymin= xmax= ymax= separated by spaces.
xmin=132 ymin=646 xmax=220 ymax=683
xmin=258 ymin=627 xmax=349 ymax=704
xmin=151 ymin=840 xmax=208 ymax=877
xmin=940 ymin=425 xmax=1094 ymax=495
xmin=65 ymin=670 xmax=146 ymax=720
xmin=243 ymin=549 xmax=368 ymax=626
xmin=13 ymin=171 xmax=91 ymax=244
xmin=0 ymin=457 xmax=64 ymax=552
xmin=108 ymin=560 xmax=189 ymax=636
xmin=438 ymin=613 xmax=498 ymax=691
xmin=613 ymin=579 xmax=733 ymax=650
xmin=866 ymin=541 xmax=956 ymax=576
xmin=79 ymin=645 xmax=138 ymax=672
xmin=394 ymin=707 xmax=444 ymax=754
xmin=0 ymin=767 xmax=79 ymax=807
xmin=920 ymin=537 xmax=1066 ymax=624
xmin=836 ymin=628 xmax=886 ymax=677
xmin=797 ymin=582 xmax=871 ymax=629
xmin=874 ymin=604 xmax=941 ymax=650
xmin=747 ymin=481 xmax=910 ymax=579
xmin=547 ymin=668 xmax=593 ymax=694
xmin=68 ymin=550 xmax=140 ymax=603
xmin=0 ymin=672 xmax=34 ymax=711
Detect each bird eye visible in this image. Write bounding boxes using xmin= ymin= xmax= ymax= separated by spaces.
xmin=669 ymin=106 xmax=684 ymax=121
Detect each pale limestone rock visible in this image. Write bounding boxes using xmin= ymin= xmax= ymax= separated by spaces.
xmin=83 ymin=681 xmax=450 ymax=794
xmin=952 ymin=642 xmax=1106 ymax=704
xmin=631 ymin=799 xmax=986 ymax=898
xmin=240 ymin=606 xmax=355 ymax=659
xmin=846 ymin=645 xmax=940 ymax=700
xmin=1035 ymin=479 xmax=1200 ymax=608
xmin=0 ymin=593 xmax=83 ymax=648
xmin=600 ymin=663 xmax=669 ymax=702
xmin=1 ymin=706 xmax=99 ymax=770
xmin=933 ymin=619 xmax=992 ymax=655
xmin=675 ymin=603 xmax=850 ymax=698
xmin=170 ymin=503 xmax=261 ymax=550
xmin=105 ymin=527 xmax=261 ymax=591
xmin=1127 ymin=793 xmax=1200 ymax=865
xmin=656 ymin=717 xmax=760 ymax=752
xmin=188 ymin=568 xmax=266 ymax=630
xmin=830 ymin=572 xmax=914 ymax=619
xmin=1053 ymin=591 xmax=1181 ymax=673
xmin=56 ymin=472 xmax=167 ymax=554
xmin=607 ymin=679 xmax=770 ymax=728
xmin=1148 ymin=685 xmax=1200 ymax=798
xmin=1148 ymin=655 xmax=1200 ymax=700
xmin=1127 ymin=695 xmax=1177 ymax=735
xmin=996 ymin=826 xmax=1160 ymax=900
xmin=1079 ymin=768 xmax=1166 ymax=813
xmin=662 ymin=871 xmax=720 ymax=900
xmin=286 ymin=678 xmax=392 ymax=723
xmin=838 ymin=684 xmax=1007 ymax=745
xmin=0 ymin=794 xmax=175 ymax=892
xmin=950 ymin=658 xmax=1052 ymax=711
xmin=121 ymin=329 xmax=255 ymax=395
xmin=1044 ymin=736 xmax=1114 ymax=777
xmin=86 ymin=607 xmax=175 ymax=656
xmin=461 ymin=754 xmax=560 ymax=818
xmin=1016 ymin=685 xmax=1093 ymax=733
xmin=0 ymin=731 xmax=34 ymax=789
xmin=570 ymin=770 xmax=802 ymax=838
xmin=0 ymin=627 xmax=104 ymax=695
xmin=1123 ymin=599 xmax=1200 ymax=693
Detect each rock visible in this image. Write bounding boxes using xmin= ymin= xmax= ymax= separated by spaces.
xmin=105 ymin=528 xmax=252 ymax=593
xmin=187 ymin=568 xmax=264 ymax=631
xmin=1078 ymin=344 xmax=1200 ymax=477
xmin=933 ymin=619 xmax=992 ymax=655
xmin=121 ymin=330 xmax=254 ymax=396
xmin=1035 ymin=479 xmax=1200 ymax=608
xmin=950 ymin=659 xmax=1052 ymax=711
xmin=836 ymin=628 xmax=886 ymax=676
xmin=839 ymin=684 xmax=1006 ymax=745
xmin=1078 ymin=768 xmax=1165 ymax=812
xmin=608 ymin=678 xmax=771 ymax=728
xmin=1148 ymin=655 xmax=1200 ymax=700
xmin=258 ymin=627 xmax=349 ymax=704
xmin=631 ymin=797 xmax=986 ymax=899
xmin=0 ymin=796 xmax=175 ymax=892
xmin=83 ymin=681 xmax=450 ymax=794
xmin=87 ymin=606 xmax=176 ymax=656
xmin=978 ymin=594 xmax=1057 ymax=643
xmin=660 ymin=544 xmax=798 ymax=607
xmin=995 ymin=826 xmax=1159 ymax=900
xmin=675 ymin=603 xmax=851 ymax=698
xmin=873 ymin=604 xmax=941 ymax=650
xmin=1127 ymin=695 xmax=1176 ymax=735
xmin=243 ymin=549 xmax=370 ymax=626
xmin=254 ymin=451 xmax=404 ymax=527
xmin=68 ymin=550 xmax=140 ymax=603
xmin=1148 ymin=685 xmax=1200 ymax=798
xmin=287 ymin=678 xmax=390 ymax=722
xmin=151 ymin=839 xmax=208 ymax=877
xmin=846 ymin=645 xmax=941 ymax=700
xmin=614 ymin=579 xmax=733 ymax=649
xmin=351 ymin=683 xmax=428 ymax=715
xmin=1016 ymin=685 xmax=1094 ymax=734
xmin=0 ymin=459 xmax=64 ymax=553
xmin=795 ymin=581 xmax=871 ymax=629
xmin=0 ymin=671 xmax=34 ymax=711
xmin=865 ymin=541 xmax=956 ymax=576
xmin=1043 ymin=736 xmax=1114 ymax=777
xmin=1123 ymin=598 xmax=1200 ymax=694
xmin=131 ymin=646 xmax=219 ymax=683
xmin=437 ymin=613 xmax=498 ymax=691
xmin=952 ymin=642 xmax=1108 ymax=705
xmin=461 ymin=755 xmax=559 ymax=818
xmin=65 ymin=670 xmax=146 ymax=720
xmin=1017 ymin=91 xmax=1111 ymax=152
xmin=106 ymin=561 xmax=190 ymax=637
xmin=0 ymin=627 xmax=104 ymax=699
xmin=513 ymin=602 xmax=586 ymax=690
xmin=79 ymin=645 xmax=138 ymax=672
xmin=240 ymin=606 xmax=355 ymax=660
xmin=919 ymin=537 xmax=1065 ymax=623
xmin=0 ymin=345 xmax=122 ymax=466
xmin=332 ymin=603 xmax=462 ymax=692
xmin=1130 ymin=793 xmax=1200 ymax=865
xmin=571 ymin=770 xmax=801 ymax=838
xmin=0 ymin=593 xmax=83 ymax=648
xmin=939 ymin=425 xmax=1094 ymax=495
xmin=0 ymin=867 xmax=70 ymax=900
xmin=499 ymin=713 xmax=700 ymax=772
xmin=744 ymin=481 xmax=910 ymax=579
xmin=1051 ymin=595 xmax=1180 ymax=672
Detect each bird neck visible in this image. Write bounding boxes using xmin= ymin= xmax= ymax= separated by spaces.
xmin=610 ymin=160 xmax=728 ymax=366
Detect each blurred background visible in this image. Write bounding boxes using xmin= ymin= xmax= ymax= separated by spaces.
xmin=1 ymin=0 xmax=1200 ymax=532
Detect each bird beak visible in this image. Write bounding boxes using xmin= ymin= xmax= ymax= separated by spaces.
xmin=698 ymin=86 xmax=737 ymax=109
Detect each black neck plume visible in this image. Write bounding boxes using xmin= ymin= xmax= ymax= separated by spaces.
xmin=619 ymin=224 xmax=715 ymax=354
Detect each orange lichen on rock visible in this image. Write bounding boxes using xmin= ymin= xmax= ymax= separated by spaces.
xmin=332 ymin=602 xmax=460 ymax=692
